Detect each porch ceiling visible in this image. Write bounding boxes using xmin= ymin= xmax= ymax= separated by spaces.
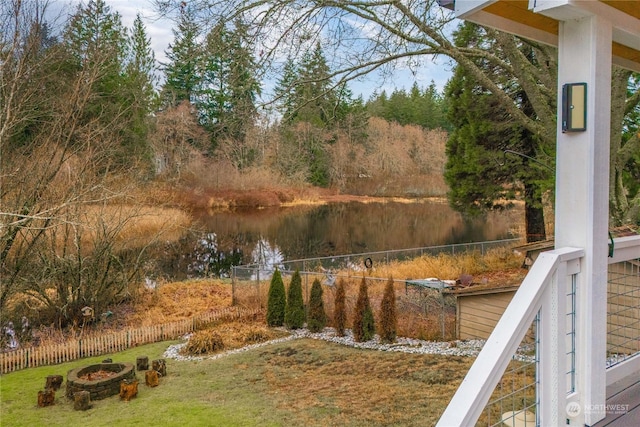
xmin=459 ymin=0 xmax=640 ymax=71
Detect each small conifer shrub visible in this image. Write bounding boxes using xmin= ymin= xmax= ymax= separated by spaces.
xmin=307 ymin=278 xmax=327 ymax=332
xmin=266 ymin=268 xmax=285 ymax=327
xmin=285 ymin=269 xmax=305 ymax=329
xmin=334 ymin=278 xmax=347 ymax=336
xmin=353 ymin=276 xmax=375 ymax=342
xmin=379 ymin=276 xmax=397 ymax=343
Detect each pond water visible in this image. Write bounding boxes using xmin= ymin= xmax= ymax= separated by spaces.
xmin=164 ymin=200 xmax=523 ymax=279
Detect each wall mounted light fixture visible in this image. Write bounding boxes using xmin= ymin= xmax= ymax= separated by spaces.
xmin=562 ymin=82 xmax=587 ymax=132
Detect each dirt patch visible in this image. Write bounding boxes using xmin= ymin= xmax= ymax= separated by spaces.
xmin=79 ymin=369 xmax=118 ymax=381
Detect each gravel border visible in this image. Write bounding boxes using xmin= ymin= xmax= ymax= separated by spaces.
xmin=163 ymin=327 xmax=489 ymax=362
xmin=163 ymin=327 xmax=634 ymax=372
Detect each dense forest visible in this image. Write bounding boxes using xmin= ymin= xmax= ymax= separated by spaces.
xmin=1 ymin=0 xmax=638 ymax=334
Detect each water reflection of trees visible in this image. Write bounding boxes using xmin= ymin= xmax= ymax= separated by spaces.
xmin=151 ymin=201 xmax=521 ymax=279
xmin=250 ymin=238 xmax=285 ymax=280
xmin=194 ymin=201 xmax=522 ymax=261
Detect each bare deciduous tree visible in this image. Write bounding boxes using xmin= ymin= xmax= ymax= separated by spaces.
xmin=0 ymin=1 xmax=160 ymax=330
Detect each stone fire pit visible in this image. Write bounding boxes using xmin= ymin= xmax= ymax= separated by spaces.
xmin=66 ymin=362 xmax=136 ymax=401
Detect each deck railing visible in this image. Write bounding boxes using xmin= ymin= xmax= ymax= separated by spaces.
xmin=437 ymin=235 xmax=640 ymax=426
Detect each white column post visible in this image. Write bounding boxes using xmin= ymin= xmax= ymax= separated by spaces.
xmin=555 ymin=15 xmax=611 ymax=426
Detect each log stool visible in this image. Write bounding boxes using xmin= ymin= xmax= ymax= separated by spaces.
xmin=136 ymin=356 xmax=149 ymax=371
xmin=37 ymin=389 xmax=55 ymax=407
xmin=45 ymin=375 xmax=63 ymax=391
xmin=145 ymin=369 xmax=159 ymax=387
xmin=119 ymin=379 xmax=138 ymax=401
xmin=152 ymin=359 xmax=166 ymax=377
xmin=73 ymin=391 xmax=91 ymax=411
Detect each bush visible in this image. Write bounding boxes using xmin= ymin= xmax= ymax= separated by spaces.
xmin=353 ymin=276 xmax=375 ymax=342
xmin=379 ymin=277 xmax=397 ymax=343
xmin=266 ymin=268 xmax=286 ymax=326
xmin=241 ymin=325 xmax=272 ymax=344
xmin=285 ymin=270 xmax=305 ymax=329
xmin=334 ymin=278 xmax=347 ymax=336
xmin=183 ymin=330 xmax=225 ymax=355
xmin=307 ymin=278 xmax=327 ymax=333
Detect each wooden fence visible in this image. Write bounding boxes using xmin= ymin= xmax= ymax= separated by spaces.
xmin=0 ymin=306 xmax=262 ymax=375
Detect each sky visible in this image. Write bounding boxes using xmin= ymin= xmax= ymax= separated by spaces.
xmin=60 ymin=0 xmax=454 ymax=101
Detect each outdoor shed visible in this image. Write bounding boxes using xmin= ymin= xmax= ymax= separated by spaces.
xmin=450 ymin=259 xmax=639 ymax=351
xmin=449 ymin=284 xmax=519 ymax=340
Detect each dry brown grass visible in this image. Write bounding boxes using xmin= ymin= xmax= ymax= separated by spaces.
xmin=127 ymin=280 xmax=232 ymax=326
xmin=373 ymin=246 xmax=523 ymax=282
xmin=83 ymin=204 xmax=192 ymax=249
xmin=259 ymin=338 xmax=475 ymax=425
xmin=182 ymin=321 xmax=289 ymax=355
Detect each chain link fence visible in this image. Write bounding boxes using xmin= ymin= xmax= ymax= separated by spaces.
xmin=231 ymin=238 xmax=519 ymax=339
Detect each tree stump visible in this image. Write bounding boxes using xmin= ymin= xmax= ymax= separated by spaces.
xmin=145 ymin=369 xmax=159 ymax=387
xmin=45 ymin=375 xmax=63 ymax=391
xmin=136 ymin=356 xmax=148 ymax=371
xmin=37 ymin=389 xmax=55 ymax=407
xmin=119 ymin=379 xmax=138 ymax=401
xmin=73 ymin=391 xmax=91 ymax=411
xmin=152 ymin=359 xmax=166 ymax=377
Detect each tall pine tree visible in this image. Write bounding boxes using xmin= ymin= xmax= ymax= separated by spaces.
xmin=197 ymin=19 xmax=260 ymax=157
xmin=123 ymin=13 xmax=157 ymax=161
xmin=162 ymin=5 xmax=201 ymax=107
xmin=63 ymin=0 xmax=138 ymax=168
xmin=443 ymin=22 xmax=552 ymax=242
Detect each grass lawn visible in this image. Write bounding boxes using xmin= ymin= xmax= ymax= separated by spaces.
xmin=0 ymin=338 xmax=475 ymax=426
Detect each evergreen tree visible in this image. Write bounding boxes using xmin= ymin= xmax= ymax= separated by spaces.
xmin=197 ymin=19 xmax=260 ymax=157
xmin=443 ymin=22 xmax=552 ymax=242
xmin=63 ymin=0 xmax=137 ymax=167
xmin=273 ymin=43 xmax=368 ymax=186
xmin=333 ymin=278 xmax=347 ymax=336
xmin=307 ymin=278 xmax=326 ymax=333
xmin=224 ymin=19 xmax=261 ymax=144
xmin=162 ymin=5 xmax=201 ymax=107
xmin=379 ymin=277 xmax=397 ymax=344
xmin=266 ymin=268 xmax=285 ymax=327
xmin=123 ymin=13 xmax=157 ymax=159
xmin=274 ymin=57 xmax=299 ymax=123
xmin=64 ymin=0 xmax=128 ymax=80
xmin=127 ymin=14 xmax=157 ymax=108
xmin=197 ymin=22 xmax=232 ymax=144
xmin=285 ymin=270 xmax=305 ymax=329
xmin=365 ymin=83 xmax=447 ymax=130
xmin=353 ymin=276 xmax=375 ymax=342
xmin=295 ymin=42 xmax=336 ymax=127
